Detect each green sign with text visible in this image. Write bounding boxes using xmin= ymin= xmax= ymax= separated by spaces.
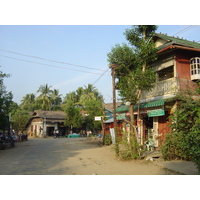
xmin=148 ymin=109 xmax=165 ymax=117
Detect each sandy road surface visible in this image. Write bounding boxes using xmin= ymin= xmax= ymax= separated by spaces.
xmin=0 ymin=137 xmax=178 ymax=175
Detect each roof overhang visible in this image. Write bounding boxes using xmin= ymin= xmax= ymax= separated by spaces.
xmin=157 ymin=45 xmax=200 ymax=54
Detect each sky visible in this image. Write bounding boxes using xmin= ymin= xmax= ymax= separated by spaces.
xmin=0 ymin=1 xmax=200 ymax=105
xmin=1 ymin=25 xmax=200 ymax=104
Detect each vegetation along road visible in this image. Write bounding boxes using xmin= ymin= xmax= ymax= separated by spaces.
xmin=0 ymin=137 xmax=179 ymax=175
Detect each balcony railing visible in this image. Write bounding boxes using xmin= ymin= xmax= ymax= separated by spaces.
xmin=141 ymin=78 xmax=178 ymax=99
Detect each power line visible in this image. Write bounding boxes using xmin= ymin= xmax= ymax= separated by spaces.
xmin=0 ymin=54 xmax=110 ymax=76
xmin=93 ymin=68 xmax=110 ymax=85
xmin=0 ymin=48 xmax=110 ymax=72
xmin=173 ymin=25 xmax=197 ymax=36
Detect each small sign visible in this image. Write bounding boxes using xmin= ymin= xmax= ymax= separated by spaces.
xmin=148 ymin=109 xmax=165 ymax=117
xmin=95 ymin=116 xmax=102 ymax=121
xmin=110 ymin=128 xmax=115 ymax=144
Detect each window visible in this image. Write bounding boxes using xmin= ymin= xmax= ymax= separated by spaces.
xmin=190 ymin=57 xmax=200 ymax=76
xmin=157 ymin=66 xmax=174 ymax=81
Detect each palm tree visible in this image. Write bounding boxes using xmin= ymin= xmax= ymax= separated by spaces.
xmin=80 ymin=84 xmax=104 ymax=103
xmin=20 ymin=93 xmax=36 ymax=110
xmin=76 ymin=87 xmax=84 ymax=102
xmin=50 ymin=89 xmax=62 ymax=106
xmin=63 ymin=91 xmax=77 ymax=104
xmin=36 ymin=84 xmax=53 ymax=110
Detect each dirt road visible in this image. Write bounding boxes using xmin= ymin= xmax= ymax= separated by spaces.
xmin=0 ymin=137 xmax=178 ymax=175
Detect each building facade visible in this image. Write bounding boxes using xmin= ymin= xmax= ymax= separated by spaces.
xmin=26 ymin=111 xmax=67 ymax=137
xmin=115 ymin=33 xmax=200 ymax=148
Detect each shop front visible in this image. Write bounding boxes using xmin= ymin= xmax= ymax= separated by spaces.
xmin=139 ymin=99 xmax=173 ymax=149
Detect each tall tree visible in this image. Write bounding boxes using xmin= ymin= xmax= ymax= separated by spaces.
xmin=64 ymin=100 xmax=83 ymax=131
xmin=107 ymin=25 xmax=158 ymax=157
xmin=36 ymin=84 xmax=53 ymax=110
xmin=20 ymin=93 xmax=36 ymax=111
xmin=76 ymin=87 xmax=84 ymax=102
xmin=50 ymin=89 xmax=62 ymax=106
xmin=83 ymin=99 xmax=104 ymax=131
xmin=108 ymin=25 xmax=157 ymax=131
xmin=11 ymin=109 xmax=30 ymax=135
xmin=79 ymin=84 xmax=104 ymax=106
xmin=63 ymin=91 xmax=77 ymax=104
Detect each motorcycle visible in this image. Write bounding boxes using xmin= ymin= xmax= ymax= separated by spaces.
xmin=0 ymin=133 xmax=15 ymax=149
xmin=0 ymin=134 xmax=6 ymax=150
xmin=6 ymin=134 xmax=15 ymax=148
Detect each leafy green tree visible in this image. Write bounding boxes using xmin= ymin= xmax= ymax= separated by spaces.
xmin=107 ymin=25 xmax=158 ymax=157
xmin=64 ymin=100 xmax=83 ymax=131
xmin=83 ymin=99 xmax=104 ymax=131
xmin=63 ymin=85 xmax=104 ymax=133
xmin=11 ymin=109 xmax=30 ymax=135
xmin=108 ymin=25 xmax=157 ymax=127
xmin=0 ymin=69 xmax=13 ymax=130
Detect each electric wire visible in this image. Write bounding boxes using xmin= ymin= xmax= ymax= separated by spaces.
xmin=173 ymin=25 xmax=197 ymax=36
xmin=0 ymin=54 xmax=110 ymax=76
xmin=93 ymin=68 xmax=110 ymax=85
xmin=0 ymin=48 xmax=109 ymax=72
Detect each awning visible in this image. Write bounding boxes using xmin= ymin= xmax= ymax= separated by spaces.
xmin=116 ymin=103 xmax=146 ymax=113
xmin=116 ymin=105 xmax=129 ymax=113
xmin=116 ymin=99 xmax=166 ymax=113
xmin=144 ymin=99 xmax=166 ymax=108
xmin=103 ymin=115 xmax=125 ymax=123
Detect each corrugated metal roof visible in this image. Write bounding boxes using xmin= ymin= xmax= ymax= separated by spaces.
xmin=154 ymin=33 xmax=200 ymax=50
xmin=33 ymin=110 xmax=66 ymax=119
xmin=104 ymin=102 xmax=123 ymax=112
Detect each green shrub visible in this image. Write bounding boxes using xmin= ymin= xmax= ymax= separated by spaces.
xmin=161 ymin=94 xmax=200 ymax=173
xmin=104 ymin=134 xmax=112 ymax=145
xmin=119 ymin=133 xmax=140 ymax=160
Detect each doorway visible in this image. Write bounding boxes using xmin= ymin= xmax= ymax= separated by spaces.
xmin=143 ymin=116 xmax=153 ymax=141
xmin=47 ymin=127 xmax=55 ymax=136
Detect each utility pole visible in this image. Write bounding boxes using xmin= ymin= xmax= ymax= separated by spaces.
xmin=111 ymin=64 xmax=119 ymax=156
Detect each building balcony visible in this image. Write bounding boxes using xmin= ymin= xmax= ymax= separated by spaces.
xmin=141 ymin=77 xmax=178 ymax=100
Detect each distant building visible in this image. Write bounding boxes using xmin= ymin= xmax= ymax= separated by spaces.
xmin=26 ymin=110 xmax=67 ymax=137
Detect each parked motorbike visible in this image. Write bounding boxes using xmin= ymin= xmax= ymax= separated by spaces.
xmin=0 ymin=134 xmax=6 ymax=150
xmin=5 ymin=134 xmax=15 ymax=148
xmin=0 ymin=133 xmax=15 ymax=149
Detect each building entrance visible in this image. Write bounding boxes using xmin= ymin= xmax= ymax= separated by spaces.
xmin=143 ymin=116 xmax=153 ymax=141
xmin=47 ymin=127 xmax=55 ymax=136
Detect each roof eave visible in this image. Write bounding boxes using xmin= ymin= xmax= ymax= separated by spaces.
xmin=157 ymin=45 xmax=200 ymax=54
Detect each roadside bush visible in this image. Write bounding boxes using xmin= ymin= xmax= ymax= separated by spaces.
xmin=161 ymin=94 xmax=200 ymax=173
xmin=119 ymin=133 xmax=140 ymax=160
xmin=104 ymin=134 xmax=112 ymax=145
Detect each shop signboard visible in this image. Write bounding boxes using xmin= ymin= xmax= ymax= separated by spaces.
xmin=148 ymin=109 xmax=165 ymax=117
xmin=95 ymin=116 xmax=102 ymax=121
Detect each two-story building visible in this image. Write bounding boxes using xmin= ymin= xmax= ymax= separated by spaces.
xmin=116 ymin=33 xmax=200 ymax=148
